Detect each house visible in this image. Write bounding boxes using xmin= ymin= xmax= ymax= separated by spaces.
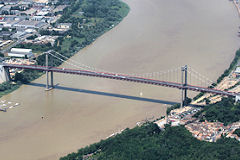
xmin=233 ymin=67 xmax=240 ymax=78
xmin=31 ymin=15 xmax=43 ymax=21
xmin=56 ymin=23 xmax=72 ymax=29
xmin=36 ymin=10 xmax=49 ymax=16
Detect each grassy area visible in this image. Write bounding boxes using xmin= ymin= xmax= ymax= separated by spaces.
xmin=60 ymin=37 xmax=85 ymax=52
xmin=0 ymin=82 xmax=21 ymax=97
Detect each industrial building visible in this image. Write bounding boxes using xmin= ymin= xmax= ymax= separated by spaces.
xmin=8 ymin=48 xmax=34 ymax=58
xmin=14 ymin=20 xmax=48 ymax=29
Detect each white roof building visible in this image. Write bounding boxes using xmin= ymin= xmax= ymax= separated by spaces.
xmin=235 ymin=67 xmax=240 ymax=74
xmin=8 ymin=48 xmax=34 ymax=58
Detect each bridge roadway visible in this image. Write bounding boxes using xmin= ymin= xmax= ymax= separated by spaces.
xmin=3 ymin=63 xmax=237 ymax=97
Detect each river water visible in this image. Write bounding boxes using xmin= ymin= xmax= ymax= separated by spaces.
xmin=0 ymin=0 xmax=239 ymax=159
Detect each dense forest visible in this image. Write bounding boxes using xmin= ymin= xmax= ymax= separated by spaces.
xmin=0 ymin=0 xmax=129 ymax=97
xmin=194 ymin=97 xmax=240 ymax=125
xmin=60 ymin=123 xmax=240 ymax=160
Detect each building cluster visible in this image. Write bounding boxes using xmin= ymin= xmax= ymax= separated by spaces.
xmin=233 ymin=62 xmax=240 ymax=78
xmin=155 ymin=107 xmax=200 ymax=129
xmin=4 ymin=57 xmax=35 ymax=65
xmin=186 ymin=121 xmax=240 ymax=142
xmin=155 ymin=106 xmax=240 ymax=143
xmin=186 ymin=121 xmax=224 ymax=142
xmin=4 ymin=57 xmax=36 ymax=77
xmin=0 ymin=0 xmax=71 ymax=53
xmin=24 ymin=35 xmax=58 ymax=45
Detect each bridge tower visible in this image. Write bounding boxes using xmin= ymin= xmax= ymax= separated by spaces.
xmin=181 ymin=65 xmax=188 ymax=108
xmin=45 ymin=51 xmax=54 ymax=90
xmin=0 ymin=63 xmax=10 ymax=83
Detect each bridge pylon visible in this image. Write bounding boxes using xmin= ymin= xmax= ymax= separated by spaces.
xmin=181 ymin=65 xmax=188 ymax=108
xmin=45 ymin=51 xmax=54 ymax=90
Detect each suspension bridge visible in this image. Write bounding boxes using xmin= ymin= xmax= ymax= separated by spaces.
xmin=0 ymin=50 xmax=239 ymax=106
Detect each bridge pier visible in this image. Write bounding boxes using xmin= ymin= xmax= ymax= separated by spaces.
xmin=0 ymin=64 xmax=10 ymax=83
xmin=51 ymin=71 xmax=53 ymax=87
xmin=45 ymin=71 xmax=54 ymax=91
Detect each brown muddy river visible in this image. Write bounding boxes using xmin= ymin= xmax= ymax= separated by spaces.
xmin=0 ymin=0 xmax=239 ymax=159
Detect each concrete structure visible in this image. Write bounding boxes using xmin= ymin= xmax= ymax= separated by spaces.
xmin=8 ymin=48 xmax=34 ymax=58
xmin=0 ymin=64 xmax=10 ymax=83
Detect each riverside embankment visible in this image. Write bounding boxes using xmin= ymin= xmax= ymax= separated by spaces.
xmin=0 ymin=0 xmax=239 ymax=160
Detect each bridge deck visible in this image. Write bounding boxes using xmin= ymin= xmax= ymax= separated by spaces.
xmin=2 ymin=63 xmax=236 ymax=97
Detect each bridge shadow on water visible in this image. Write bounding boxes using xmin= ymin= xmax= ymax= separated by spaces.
xmin=25 ymin=82 xmax=181 ymax=105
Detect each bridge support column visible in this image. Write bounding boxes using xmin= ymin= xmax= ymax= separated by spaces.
xmin=46 ymin=71 xmax=49 ymax=90
xmin=181 ymin=65 xmax=188 ymax=108
xmin=0 ymin=64 xmax=10 ymax=83
xmin=45 ymin=51 xmax=54 ymax=91
xmin=45 ymin=51 xmax=49 ymax=90
xmin=45 ymin=71 xmax=54 ymax=91
xmin=50 ymin=71 xmax=54 ymax=88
